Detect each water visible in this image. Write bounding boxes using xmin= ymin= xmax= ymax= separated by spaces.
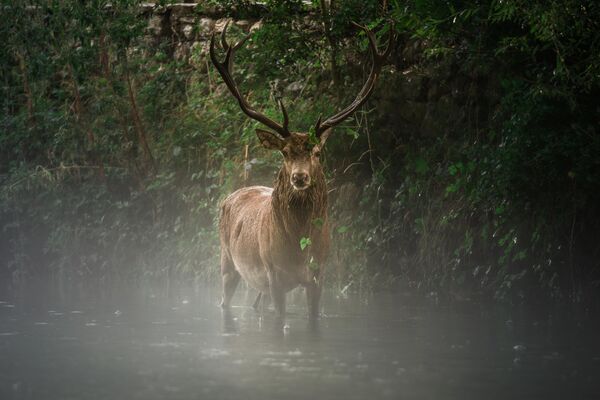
xmin=1 ymin=282 xmax=599 ymax=400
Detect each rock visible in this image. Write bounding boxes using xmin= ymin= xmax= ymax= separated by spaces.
xmin=179 ymin=16 xmax=195 ymax=25
xmin=140 ymin=3 xmax=156 ymax=14
xmin=173 ymin=43 xmax=191 ymax=61
xmin=169 ymin=3 xmax=196 ymax=19
xmin=215 ymin=18 xmax=233 ymax=33
xmin=285 ymin=81 xmax=303 ymax=94
xmin=148 ymin=15 xmax=165 ymax=36
xmin=235 ymin=20 xmax=251 ymax=32
xmin=250 ymin=20 xmax=263 ymax=32
xmin=198 ymin=18 xmax=215 ymax=36
xmin=182 ymin=24 xmax=194 ymax=40
xmin=195 ymin=3 xmax=220 ymax=15
xmin=191 ymin=41 xmax=209 ymax=57
xmin=189 ymin=41 xmax=210 ymax=70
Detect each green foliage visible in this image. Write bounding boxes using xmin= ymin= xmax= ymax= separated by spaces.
xmin=312 ymin=217 xmax=324 ymax=228
xmin=300 ymin=237 xmax=312 ymax=251
xmin=1 ymin=0 xmax=599 ymax=306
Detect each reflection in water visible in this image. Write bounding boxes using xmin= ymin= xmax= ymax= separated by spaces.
xmin=0 ymin=281 xmax=599 ymax=400
xmin=221 ymin=308 xmax=238 ymax=335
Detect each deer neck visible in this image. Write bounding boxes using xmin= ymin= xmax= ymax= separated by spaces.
xmin=271 ymin=168 xmax=327 ymax=240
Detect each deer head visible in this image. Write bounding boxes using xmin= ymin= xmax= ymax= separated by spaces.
xmin=255 ymin=129 xmax=328 ymax=191
xmin=209 ymin=22 xmax=394 ymax=192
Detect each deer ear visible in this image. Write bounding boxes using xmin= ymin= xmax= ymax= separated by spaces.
xmin=319 ymin=128 xmax=332 ymax=146
xmin=256 ymin=129 xmax=285 ymax=150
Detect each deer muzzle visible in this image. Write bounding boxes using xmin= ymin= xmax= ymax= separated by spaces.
xmin=291 ymin=171 xmax=311 ymax=190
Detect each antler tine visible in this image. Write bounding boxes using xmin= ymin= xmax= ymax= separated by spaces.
xmin=223 ymin=35 xmax=250 ymax=77
xmin=220 ymin=21 xmax=230 ymax=51
xmin=278 ymin=99 xmax=289 ymax=133
xmin=209 ymin=24 xmax=291 ymax=138
xmin=313 ymin=114 xmax=322 ymax=135
xmin=315 ymin=23 xmax=395 ymax=137
xmin=362 ymin=23 xmax=395 ymax=63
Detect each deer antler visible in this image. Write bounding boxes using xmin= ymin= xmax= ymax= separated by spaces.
xmin=210 ymin=22 xmax=291 ymax=138
xmin=315 ymin=23 xmax=395 ymax=137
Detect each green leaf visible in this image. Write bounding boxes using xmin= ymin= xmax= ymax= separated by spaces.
xmin=300 ymin=237 xmax=312 ymax=251
xmin=307 ymin=127 xmax=319 ymax=146
xmin=414 ymin=157 xmax=429 ymax=175
xmin=345 ymin=128 xmax=359 ymax=139
xmin=337 ymin=225 xmax=349 ymax=234
xmin=312 ymin=218 xmax=324 ymax=228
xmin=445 ymin=183 xmax=459 ymax=194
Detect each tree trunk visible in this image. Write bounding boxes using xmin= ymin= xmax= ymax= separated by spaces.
xmin=319 ymin=0 xmax=340 ymax=87
xmin=99 ymin=32 xmax=110 ymax=78
xmin=123 ymin=51 xmax=156 ymax=174
xmin=67 ymin=63 xmax=106 ymax=182
xmin=98 ymin=35 xmax=145 ymax=183
xmin=15 ymin=51 xmax=34 ymax=127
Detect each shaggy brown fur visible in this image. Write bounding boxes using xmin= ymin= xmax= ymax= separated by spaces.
xmin=219 ymin=132 xmax=330 ymax=320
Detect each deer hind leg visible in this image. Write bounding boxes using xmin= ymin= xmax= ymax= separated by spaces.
xmin=220 ymin=251 xmax=240 ymax=308
xmin=252 ymin=292 xmax=271 ymax=313
xmin=270 ymin=287 xmax=285 ymax=321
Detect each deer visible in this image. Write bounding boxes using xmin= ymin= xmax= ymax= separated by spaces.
xmin=211 ymin=22 xmax=393 ymax=321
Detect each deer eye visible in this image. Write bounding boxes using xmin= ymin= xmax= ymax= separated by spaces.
xmin=314 ymin=150 xmax=321 ymax=158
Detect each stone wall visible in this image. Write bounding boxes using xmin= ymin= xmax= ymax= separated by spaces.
xmin=139 ymin=2 xmax=263 ymax=65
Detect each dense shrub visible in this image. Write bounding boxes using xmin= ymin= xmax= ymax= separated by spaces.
xmin=1 ymin=1 xmax=599 ymax=306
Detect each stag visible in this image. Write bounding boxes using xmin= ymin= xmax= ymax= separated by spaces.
xmin=211 ymin=22 xmax=393 ymax=320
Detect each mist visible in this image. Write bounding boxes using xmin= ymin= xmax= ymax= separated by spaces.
xmin=2 ymin=1 xmax=600 ymax=399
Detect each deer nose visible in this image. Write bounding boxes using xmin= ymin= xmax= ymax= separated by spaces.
xmin=291 ymin=172 xmax=310 ymax=187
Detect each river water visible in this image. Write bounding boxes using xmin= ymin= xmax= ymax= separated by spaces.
xmin=0 ymin=282 xmax=599 ymax=400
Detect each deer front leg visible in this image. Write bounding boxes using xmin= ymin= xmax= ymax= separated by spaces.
xmin=306 ymin=280 xmax=322 ymax=320
xmin=267 ymin=271 xmax=286 ymax=319
xmin=221 ymin=271 xmax=240 ymax=308
xmin=220 ymin=251 xmax=240 ymax=308
xmin=270 ymin=286 xmax=286 ymax=318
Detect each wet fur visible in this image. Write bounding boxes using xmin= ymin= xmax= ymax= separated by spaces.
xmin=219 ymin=162 xmax=329 ymax=318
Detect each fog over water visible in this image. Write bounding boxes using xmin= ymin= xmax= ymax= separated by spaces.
xmin=1 ymin=281 xmax=599 ymax=400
